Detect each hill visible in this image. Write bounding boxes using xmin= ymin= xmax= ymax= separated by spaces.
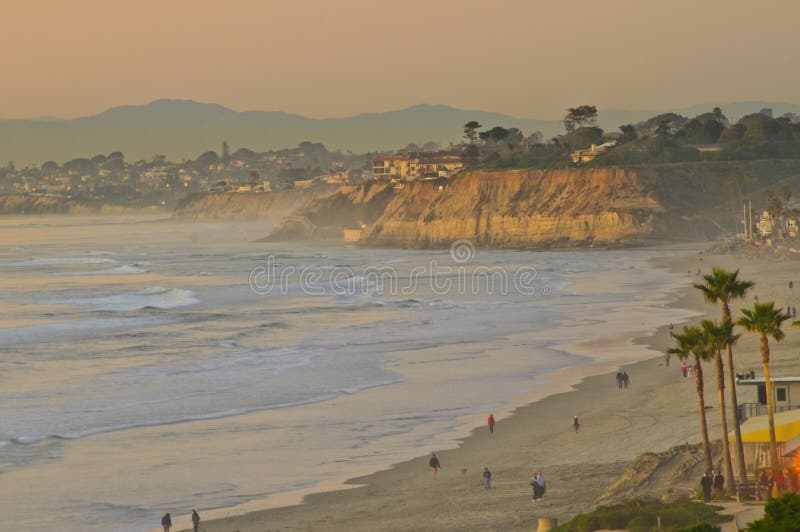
xmin=5 ymin=99 xmax=799 ymax=167
xmin=0 ymin=100 xmax=561 ymax=166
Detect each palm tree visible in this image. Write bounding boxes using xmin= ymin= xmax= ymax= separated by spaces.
xmin=737 ymin=302 xmax=791 ymax=467
xmin=694 ymin=268 xmax=753 ymax=486
xmin=668 ymin=326 xmax=715 ymax=472
xmin=702 ymin=319 xmax=740 ymax=489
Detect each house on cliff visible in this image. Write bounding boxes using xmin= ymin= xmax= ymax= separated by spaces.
xmin=571 ymin=141 xmax=616 ymax=164
xmin=372 ymin=151 xmax=463 ymax=181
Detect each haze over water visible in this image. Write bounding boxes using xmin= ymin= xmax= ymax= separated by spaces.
xmin=0 ymin=216 xmax=692 ymax=531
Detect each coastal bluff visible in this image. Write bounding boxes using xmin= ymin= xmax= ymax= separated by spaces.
xmin=172 ymin=183 xmax=338 ymax=221
xmin=266 ymin=160 xmax=800 ymax=248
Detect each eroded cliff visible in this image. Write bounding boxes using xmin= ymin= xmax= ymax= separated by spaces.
xmin=261 ymin=160 xmax=800 ymax=248
xmin=172 ymin=184 xmax=339 ymax=221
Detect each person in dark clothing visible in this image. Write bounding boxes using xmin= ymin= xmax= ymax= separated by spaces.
xmin=429 ymin=453 xmax=441 ymax=479
xmin=487 ymin=413 xmax=495 ymax=434
xmin=531 ymin=471 xmax=546 ymax=501
xmin=161 ymin=513 xmax=172 ymax=532
xmin=713 ymin=470 xmax=724 ymax=491
xmin=700 ymin=471 xmax=713 ymax=502
xmin=622 ymin=372 xmax=629 ymax=389
xmin=616 ymin=371 xmax=624 ymax=389
xmin=191 ymin=510 xmax=200 ymax=532
xmin=483 ymin=467 xmax=491 ymax=489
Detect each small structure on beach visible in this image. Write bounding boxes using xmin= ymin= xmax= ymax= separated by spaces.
xmin=730 ymin=409 xmax=800 ymax=472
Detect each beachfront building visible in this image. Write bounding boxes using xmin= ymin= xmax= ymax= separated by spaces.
xmin=570 ymin=141 xmax=616 ymax=164
xmin=737 ymin=376 xmax=800 ymax=422
xmin=372 ymin=152 xmax=463 ymax=181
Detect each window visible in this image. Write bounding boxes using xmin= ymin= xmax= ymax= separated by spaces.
xmin=777 ymin=387 xmax=787 ymax=402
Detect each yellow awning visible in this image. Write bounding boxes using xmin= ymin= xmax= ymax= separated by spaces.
xmin=730 ymin=409 xmax=800 ymax=443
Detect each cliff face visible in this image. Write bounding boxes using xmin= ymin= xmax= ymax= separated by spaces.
xmin=363 ymin=168 xmax=661 ymax=248
xmin=172 ymin=184 xmax=338 ymax=221
xmin=259 ymin=160 xmax=800 ymax=248
xmin=0 ymin=194 xmax=163 ymax=215
xmin=266 ymin=182 xmax=395 ymax=240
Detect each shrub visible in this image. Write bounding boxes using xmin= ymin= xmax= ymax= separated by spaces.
xmin=746 ymin=493 xmax=800 ymax=531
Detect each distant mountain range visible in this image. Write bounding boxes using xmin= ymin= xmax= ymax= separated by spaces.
xmin=2 ymin=99 xmax=799 ymax=166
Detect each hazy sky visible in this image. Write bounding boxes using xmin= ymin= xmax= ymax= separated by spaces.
xmin=2 ymin=0 xmax=798 ymax=120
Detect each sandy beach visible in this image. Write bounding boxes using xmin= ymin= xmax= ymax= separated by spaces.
xmin=182 ymin=249 xmax=800 ymax=531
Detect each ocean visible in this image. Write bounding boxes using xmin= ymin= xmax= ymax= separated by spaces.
xmin=0 ymin=216 xmax=694 ymax=531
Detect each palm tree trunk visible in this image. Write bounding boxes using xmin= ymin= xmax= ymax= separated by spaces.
xmin=761 ymin=334 xmax=779 ymax=467
xmin=695 ymin=360 xmax=714 ymax=472
xmin=715 ymin=349 xmax=735 ymax=490
xmin=723 ymin=302 xmax=748 ymax=487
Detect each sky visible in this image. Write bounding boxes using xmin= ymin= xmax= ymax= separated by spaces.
xmin=1 ymin=0 xmax=799 ymax=120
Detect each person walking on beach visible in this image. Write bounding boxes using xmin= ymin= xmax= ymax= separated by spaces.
xmin=713 ymin=470 xmax=725 ymax=492
xmin=161 ymin=513 xmax=172 ymax=532
xmin=616 ymin=371 xmax=623 ymax=389
xmin=487 ymin=413 xmax=495 ymax=434
xmin=572 ymin=415 xmax=580 ymax=433
xmin=700 ymin=471 xmax=713 ymax=502
xmin=622 ymin=372 xmax=630 ymax=389
xmin=483 ymin=467 xmax=492 ymax=489
xmin=680 ymin=362 xmax=688 ymax=378
xmin=191 ymin=510 xmax=200 ymax=532
xmin=429 ymin=453 xmax=441 ymax=479
xmin=531 ymin=471 xmax=546 ymax=501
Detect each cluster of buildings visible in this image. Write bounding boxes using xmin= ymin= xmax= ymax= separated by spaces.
xmin=371 ymin=151 xmax=464 ymax=181
xmin=0 ymin=144 xmax=370 ymax=205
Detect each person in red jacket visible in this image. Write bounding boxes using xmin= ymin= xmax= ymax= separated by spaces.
xmin=487 ymin=413 xmax=495 ymax=434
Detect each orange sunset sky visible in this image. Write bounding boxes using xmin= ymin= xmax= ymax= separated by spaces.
xmin=1 ymin=0 xmax=798 ymax=119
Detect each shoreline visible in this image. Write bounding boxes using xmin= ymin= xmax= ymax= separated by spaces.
xmin=170 ymin=248 xmax=706 ymax=532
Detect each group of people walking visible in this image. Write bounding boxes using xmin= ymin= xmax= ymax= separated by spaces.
xmin=615 ymin=371 xmax=630 ymax=389
xmin=429 ymin=451 xmax=547 ymax=501
xmin=699 ymin=470 xmax=725 ymax=502
xmin=161 ymin=509 xmax=201 ymax=532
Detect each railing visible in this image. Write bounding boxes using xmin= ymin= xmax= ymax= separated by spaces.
xmin=737 ymin=402 xmax=799 ymax=423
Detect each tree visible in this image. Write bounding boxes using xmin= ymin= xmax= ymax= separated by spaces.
xmin=655 ymin=119 xmax=672 ymax=138
xmin=422 ymin=140 xmax=441 ymax=152
xmin=463 ymin=121 xmax=482 ymax=144
xmin=737 ymin=302 xmax=792 ymax=467
xmin=668 ymin=325 xmax=715 ymax=472
xmin=563 ymin=105 xmax=598 ymax=132
xmin=619 ymin=124 xmax=637 ymax=144
xmin=40 ymin=161 xmax=59 ymax=175
xmin=701 ymin=319 xmax=739 ymax=490
xmin=694 ymin=268 xmax=753 ymax=488
xmin=196 ymin=150 xmax=219 ymax=168
xmin=221 ymin=141 xmax=230 ymax=163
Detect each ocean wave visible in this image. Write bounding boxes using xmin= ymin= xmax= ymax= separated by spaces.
xmin=63 ymin=287 xmax=199 ymax=311
xmin=0 ymin=256 xmax=119 ymax=267
xmin=60 ymin=264 xmax=147 ymax=276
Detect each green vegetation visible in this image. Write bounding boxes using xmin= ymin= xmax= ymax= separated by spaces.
xmin=552 ymin=499 xmax=731 ymax=531
xmin=465 ymin=104 xmax=800 ymax=170
xmin=746 ymin=493 xmax=800 ymax=531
